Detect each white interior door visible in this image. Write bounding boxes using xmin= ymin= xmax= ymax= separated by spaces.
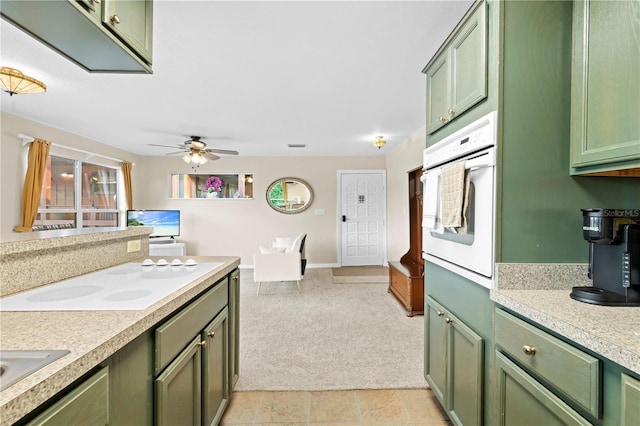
xmin=339 ymin=171 xmax=386 ymax=266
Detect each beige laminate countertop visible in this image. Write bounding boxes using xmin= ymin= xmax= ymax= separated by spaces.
xmin=0 ymin=256 xmax=240 ymax=426
xmin=490 ymin=289 xmax=640 ymax=376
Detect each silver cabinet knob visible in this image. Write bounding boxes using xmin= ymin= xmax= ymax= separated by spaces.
xmin=448 ymin=108 xmax=455 ymax=116
xmin=110 ymin=14 xmax=120 ymax=24
xmin=197 ymin=340 xmax=207 ymax=348
xmin=523 ymin=345 xmax=536 ymax=356
xmin=439 ymin=116 xmax=447 ymax=123
xmin=436 ymin=310 xmax=444 ymax=317
xmin=207 ymin=331 xmax=215 ymax=338
xmin=445 ymin=318 xmax=453 ymax=324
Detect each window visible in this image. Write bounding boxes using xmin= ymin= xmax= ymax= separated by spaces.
xmin=35 ymin=155 xmax=121 ymax=229
xmin=169 ymin=174 xmax=254 ymax=199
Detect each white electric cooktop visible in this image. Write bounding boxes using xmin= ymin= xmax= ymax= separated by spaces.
xmin=0 ymin=261 xmax=224 ymax=311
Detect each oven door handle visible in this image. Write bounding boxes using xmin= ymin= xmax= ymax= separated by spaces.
xmin=465 ymin=149 xmax=495 ymax=171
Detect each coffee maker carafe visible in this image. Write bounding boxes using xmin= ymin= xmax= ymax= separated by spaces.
xmin=571 ymin=209 xmax=640 ymax=306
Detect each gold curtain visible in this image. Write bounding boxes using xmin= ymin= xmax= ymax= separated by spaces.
xmin=121 ymin=161 xmax=133 ymax=210
xmin=14 ymin=138 xmax=51 ymax=232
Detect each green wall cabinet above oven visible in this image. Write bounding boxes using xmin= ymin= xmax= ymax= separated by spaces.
xmin=423 ymin=0 xmax=487 ymax=135
xmin=570 ymin=0 xmax=640 ymax=176
xmin=0 ymin=0 xmax=153 ymax=73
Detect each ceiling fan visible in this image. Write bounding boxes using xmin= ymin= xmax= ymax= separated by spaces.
xmin=149 ymin=136 xmax=239 ymax=169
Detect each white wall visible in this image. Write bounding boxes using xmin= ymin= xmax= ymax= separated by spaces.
xmin=134 ymin=154 xmax=385 ymax=266
xmin=385 ymin=126 xmax=425 ymax=261
xmin=1 ymin=112 xmax=425 ymax=266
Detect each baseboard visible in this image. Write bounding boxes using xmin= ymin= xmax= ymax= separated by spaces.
xmin=239 ymin=262 xmax=340 ymax=270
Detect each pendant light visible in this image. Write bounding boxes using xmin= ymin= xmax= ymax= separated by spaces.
xmin=0 ymin=67 xmax=47 ymax=96
xmin=373 ymin=136 xmax=386 ymax=149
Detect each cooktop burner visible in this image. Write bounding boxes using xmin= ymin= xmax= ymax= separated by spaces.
xmin=570 ymin=286 xmax=640 ymax=307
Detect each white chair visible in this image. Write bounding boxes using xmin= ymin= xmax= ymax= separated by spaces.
xmin=253 ymin=233 xmax=306 ymax=295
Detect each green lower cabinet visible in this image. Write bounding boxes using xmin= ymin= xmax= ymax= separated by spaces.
xmin=425 ymin=296 xmax=483 ymax=426
xmin=155 ymin=307 xmax=230 ymax=426
xmin=27 ymin=367 xmax=109 ymax=426
xmin=203 ymin=307 xmax=229 ymax=426
xmin=496 ymin=352 xmax=591 ymax=426
xmin=229 ymin=269 xmax=240 ymax=393
xmin=621 ymin=373 xmax=640 ymax=426
xmin=155 ymin=336 xmax=203 ymax=426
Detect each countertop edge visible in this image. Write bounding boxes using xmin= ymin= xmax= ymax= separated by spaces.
xmin=0 ymin=256 xmax=240 ymax=425
xmin=490 ymin=289 xmax=640 ymax=376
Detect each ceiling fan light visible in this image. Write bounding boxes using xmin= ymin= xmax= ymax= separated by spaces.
xmin=0 ymin=67 xmax=47 ymax=96
xmin=183 ymin=154 xmax=192 ymax=163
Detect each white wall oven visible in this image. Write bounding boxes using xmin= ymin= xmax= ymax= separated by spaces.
xmin=422 ymin=111 xmax=497 ymax=288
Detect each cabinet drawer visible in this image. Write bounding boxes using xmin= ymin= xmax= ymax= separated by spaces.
xmin=155 ymin=278 xmax=228 ymax=374
xmin=27 ymin=367 xmax=109 ymax=426
xmin=495 ymin=309 xmax=600 ymax=417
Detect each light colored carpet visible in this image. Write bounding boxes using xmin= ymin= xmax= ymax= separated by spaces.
xmin=235 ymin=268 xmax=427 ymax=391
xmin=332 ymin=266 xmax=389 ymax=284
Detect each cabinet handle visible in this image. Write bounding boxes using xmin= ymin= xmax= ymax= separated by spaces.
xmin=207 ymin=331 xmax=215 ymax=338
xmin=197 ymin=340 xmax=207 ymax=348
xmin=436 ymin=310 xmax=444 ymax=316
xmin=439 ymin=116 xmax=447 ymax=123
xmin=522 ymin=345 xmax=536 ymax=356
xmin=448 ymin=108 xmax=455 ymax=116
xmin=110 ymin=14 xmax=121 ymax=24
xmin=445 ymin=317 xmax=453 ymax=324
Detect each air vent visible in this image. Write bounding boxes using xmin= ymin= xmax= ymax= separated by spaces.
xmin=288 ymin=144 xmax=306 ymax=148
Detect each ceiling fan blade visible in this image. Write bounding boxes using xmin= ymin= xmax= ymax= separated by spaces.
xmin=148 ymin=143 xmax=183 ymax=149
xmin=205 ymin=148 xmax=239 ymax=156
xmin=203 ymin=152 xmax=220 ymax=161
xmin=165 ymin=151 xmax=187 ymax=155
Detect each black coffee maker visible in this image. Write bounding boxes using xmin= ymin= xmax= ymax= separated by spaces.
xmin=571 ymin=208 xmax=640 ymax=306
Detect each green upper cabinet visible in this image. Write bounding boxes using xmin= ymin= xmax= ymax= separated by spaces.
xmin=570 ymin=0 xmax=640 ymax=175
xmin=0 ymin=0 xmax=152 ymax=73
xmin=424 ymin=0 xmax=487 ymax=135
xmin=103 ymin=0 xmax=153 ymax=64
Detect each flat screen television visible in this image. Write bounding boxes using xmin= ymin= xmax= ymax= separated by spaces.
xmin=127 ymin=210 xmax=180 ymax=238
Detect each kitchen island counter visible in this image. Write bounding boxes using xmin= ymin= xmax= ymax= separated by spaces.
xmin=0 ymin=256 xmax=240 ymax=425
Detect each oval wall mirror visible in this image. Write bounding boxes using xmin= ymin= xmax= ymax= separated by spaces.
xmin=266 ymin=177 xmax=314 ymax=214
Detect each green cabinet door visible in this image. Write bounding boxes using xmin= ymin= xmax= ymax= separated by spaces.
xmin=448 ymin=0 xmax=487 ymax=122
xmin=155 ymin=336 xmax=203 ymax=426
xmin=570 ymin=0 xmax=640 ymax=174
xmin=27 ymin=367 xmax=109 ymax=426
xmin=425 ymin=296 xmax=447 ymax=405
xmin=202 ymin=307 xmax=229 ymax=426
xmin=426 ymin=54 xmax=450 ymax=134
xmin=425 ymin=295 xmax=483 ymax=425
xmin=622 ymin=373 xmax=640 ymax=426
xmin=447 ymin=313 xmax=483 ymax=426
xmin=424 ymin=0 xmax=487 ymax=135
xmin=229 ymin=269 xmax=240 ymax=393
xmin=496 ymin=352 xmax=591 ymax=426
xmin=103 ymin=0 xmax=153 ymax=63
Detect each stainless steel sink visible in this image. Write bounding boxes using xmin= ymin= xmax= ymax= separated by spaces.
xmin=0 ymin=350 xmax=69 ymax=391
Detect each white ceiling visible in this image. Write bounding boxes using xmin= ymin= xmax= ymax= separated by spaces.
xmin=1 ymin=1 xmax=472 ymax=158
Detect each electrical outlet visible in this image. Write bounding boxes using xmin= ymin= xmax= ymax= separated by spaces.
xmin=127 ymin=240 xmax=141 ymax=253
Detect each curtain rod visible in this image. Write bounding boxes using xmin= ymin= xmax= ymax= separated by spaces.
xmin=17 ymin=133 xmax=134 ymax=165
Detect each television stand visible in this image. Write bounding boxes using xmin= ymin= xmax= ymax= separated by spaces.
xmin=149 ymin=237 xmax=176 ymax=245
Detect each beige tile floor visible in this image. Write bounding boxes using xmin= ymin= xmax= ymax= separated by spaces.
xmin=220 ymin=388 xmax=451 ymax=425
